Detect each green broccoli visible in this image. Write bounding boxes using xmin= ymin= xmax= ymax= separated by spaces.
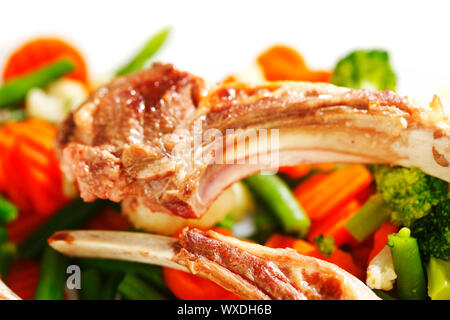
xmin=373 ymin=165 xmax=449 ymax=227
xmin=313 ymin=235 xmax=336 ymax=258
xmin=331 ymin=50 xmax=396 ymax=91
xmin=411 ymin=200 xmax=449 ymax=262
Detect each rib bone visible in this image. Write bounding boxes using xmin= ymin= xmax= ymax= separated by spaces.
xmin=56 ymin=63 xmax=450 ymax=218
xmin=48 ymin=228 xmax=379 ymax=300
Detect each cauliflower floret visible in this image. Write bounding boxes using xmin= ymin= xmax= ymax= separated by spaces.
xmin=366 ymin=245 xmax=397 ymax=291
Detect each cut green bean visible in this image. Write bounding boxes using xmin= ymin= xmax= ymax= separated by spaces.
xmin=75 ymin=258 xmax=170 ymax=296
xmin=0 ymin=225 xmax=8 ymax=244
xmin=80 ymin=268 xmax=102 ymax=300
xmin=0 ymin=59 xmax=74 ymax=108
xmin=100 ymin=273 xmax=123 ymax=300
xmin=346 ymin=193 xmax=391 ymax=242
xmin=373 ymin=289 xmax=396 ymax=300
xmin=34 ymin=246 xmax=69 ymax=300
xmin=0 ymin=242 xmax=17 ymax=279
xmin=244 ymin=173 xmax=310 ymax=238
xmin=116 ymin=27 xmax=171 ymax=76
xmin=19 ymin=198 xmax=107 ymax=259
xmin=427 ymin=257 xmax=450 ymax=300
xmin=387 ymin=227 xmax=426 ymax=300
xmin=0 ymin=195 xmax=18 ymax=224
xmin=118 ymin=273 xmax=166 ymax=300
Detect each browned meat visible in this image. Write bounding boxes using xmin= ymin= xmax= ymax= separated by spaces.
xmin=48 ymin=228 xmax=379 ymax=300
xmin=174 ymin=228 xmax=378 ymax=300
xmin=56 ymin=63 xmax=450 ymax=218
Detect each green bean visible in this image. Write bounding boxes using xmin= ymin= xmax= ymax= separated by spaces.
xmin=19 ymin=198 xmax=107 ymax=258
xmin=345 ymin=193 xmax=391 ymax=242
xmin=373 ymin=289 xmax=396 ymax=300
xmin=0 ymin=59 xmax=74 ymax=108
xmin=34 ymin=246 xmax=69 ymax=300
xmin=0 ymin=225 xmax=8 ymax=244
xmin=100 ymin=273 xmax=123 ymax=300
xmin=0 ymin=242 xmax=17 ymax=279
xmin=0 ymin=195 xmax=18 ymax=224
xmin=80 ymin=268 xmax=102 ymax=300
xmin=75 ymin=258 xmax=170 ymax=296
xmin=387 ymin=227 xmax=426 ymax=300
xmin=116 ymin=27 xmax=171 ymax=76
xmin=118 ymin=273 xmax=166 ymax=300
xmin=244 ymin=173 xmax=310 ymax=238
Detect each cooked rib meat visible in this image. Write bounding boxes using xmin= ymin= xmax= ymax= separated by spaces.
xmin=56 ymin=63 xmax=450 ymax=218
xmin=48 ymin=228 xmax=379 ymax=300
xmin=174 ymin=228 xmax=378 ymax=300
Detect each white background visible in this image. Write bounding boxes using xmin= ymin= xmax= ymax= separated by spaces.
xmin=0 ymin=0 xmax=449 ymax=103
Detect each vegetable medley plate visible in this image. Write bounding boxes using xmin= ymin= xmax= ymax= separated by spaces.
xmin=0 ymin=27 xmax=449 ymax=301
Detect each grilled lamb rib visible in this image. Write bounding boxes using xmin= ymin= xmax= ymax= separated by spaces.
xmin=48 ymin=228 xmax=379 ymax=300
xmin=56 ymin=63 xmax=450 ymax=218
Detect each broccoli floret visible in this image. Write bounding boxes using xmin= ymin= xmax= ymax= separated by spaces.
xmin=313 ymin=235 xmax=336 ymax=258
xmin=412 ymin=200 xmax=450 ymax=262
xmin=331 ymin=50 xmax=396 ymax=91
xmin=373 ymin=165 xmax=449 ymax=227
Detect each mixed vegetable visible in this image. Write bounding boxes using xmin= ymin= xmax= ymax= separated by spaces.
xmin=0 ymin=28 xmax=448 ymax=301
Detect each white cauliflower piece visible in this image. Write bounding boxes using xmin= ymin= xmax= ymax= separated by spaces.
xmin=366 ymin=245 xmax=397 ymax=291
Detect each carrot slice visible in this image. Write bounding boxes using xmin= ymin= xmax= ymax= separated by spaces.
xmin=257 ymin=45 xmax=331 ymax=82
xmin=307 ymin=199 xmax=361 ymax=246
xmin=295 ymin=165 xmax=373 ymax=220
xmin=163 ymin=268 xmax=240 ymax=300
xmin=2 ymin=37 xmax=88 ymax=83
xmin=368 ymin=222 xmax=399 ymax=262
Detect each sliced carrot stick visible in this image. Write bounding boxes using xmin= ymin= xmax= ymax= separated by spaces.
xmin=326 ymin=249 xmax=365 ymax=280
xmin=307 ymin=199 xmax=360 ymax=246
xmin=349 ymin=236 xmax=374 ymax=270
xmin=295 ymin=165 xmax=373 ymax=220
xmin=265 ymin=233 xmax=363 ymax=279
xmin=163 ymin=267 xmax=240 ymax=300
xmin=368 ymin=222 xmax=399 ymax=262
xmin=293 ymin=172 xmax=329 ymax=196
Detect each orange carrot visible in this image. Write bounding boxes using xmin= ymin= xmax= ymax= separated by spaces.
xmin=293 ymin=172 xmax=329 ymax=196
xmin=257 ymin=45 xmax=331 ymax=82
xmin=266 ymin=234 xmax=317 ymax=255
xmin=0 ymin=120 xmax=71 ymax=217
xmin=163 ymin=268 xmax=240 ymax=300
xmin=265 ymin=233 xmax=297 ymax=249
xmin=6 ymin=260 xmax=40 ymax=300
xmin=279 ymin=163 xmax=334 ymax=179
xmin=278 ymin=165 xmax=313 ymax=179
xmin=368 ymin=222 xmax=399 ymax=262
xmin=3 ymin=37 xmax=88 ymax=84
xmin=265 ymin=233 xmax=363 ymax=279
xmin=294 ymin=165 xmax=373 ymax=220
xmin=326 ymin=249 xmax=365 ymax=280
xmin=307 ymin=200 xmax=360 ymax=246
xmin=349 ymin=236 xmax=374 ymax=270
